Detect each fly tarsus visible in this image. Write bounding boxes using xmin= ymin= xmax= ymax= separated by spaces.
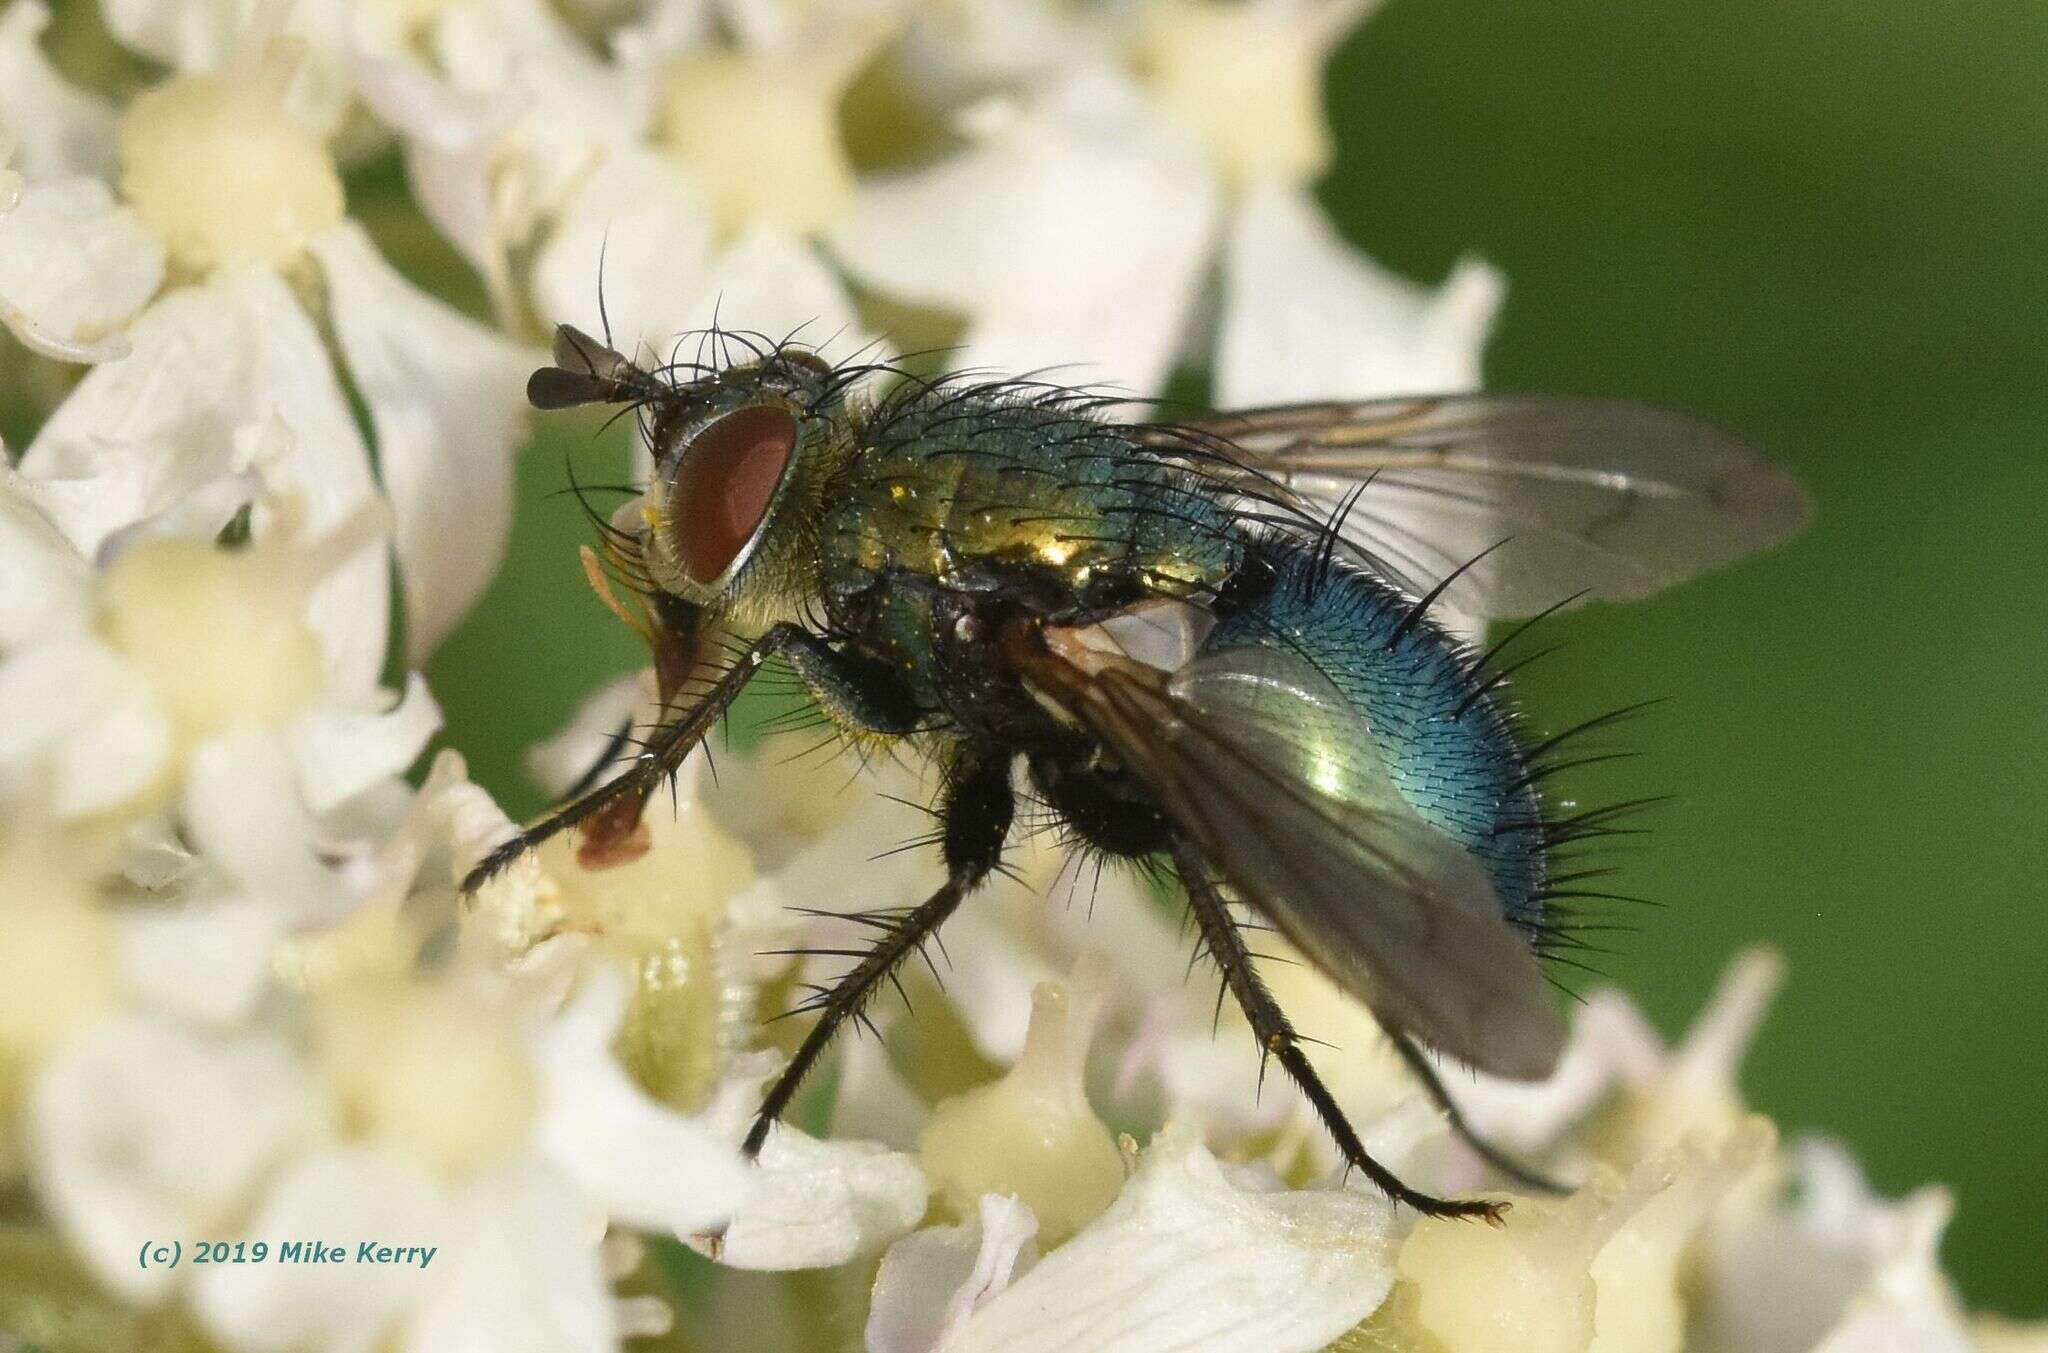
xmin=1386 ymin=1026 xmax=1573 ymax=1196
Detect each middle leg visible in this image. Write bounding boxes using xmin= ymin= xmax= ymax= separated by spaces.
xmin=745 ymin=748 xmax=1015 ymax=1156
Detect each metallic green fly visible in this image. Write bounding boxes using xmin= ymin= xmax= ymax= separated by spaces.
xmin=468 ymin=323 xmax=1807 ymax=1220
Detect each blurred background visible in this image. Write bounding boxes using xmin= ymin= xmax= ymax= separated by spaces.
xmin=420 ymin=0 xmax=2048 ymax=1316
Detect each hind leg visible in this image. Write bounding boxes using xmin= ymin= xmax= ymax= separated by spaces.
xmin=1386 ymin=1027 xmax=1570 ymax=1194
xmin=1171 ymin=840 xmax=1509 ymax=1223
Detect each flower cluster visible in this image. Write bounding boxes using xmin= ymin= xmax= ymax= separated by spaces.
xmin=0 ymin=0 xmax=2036 ymax=1350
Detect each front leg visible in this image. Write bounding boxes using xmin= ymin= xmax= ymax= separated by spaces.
xmin=462 ymin=621 xmax=809 ymax=892
xmin=781 ymin=634 xmax=928 ymax=737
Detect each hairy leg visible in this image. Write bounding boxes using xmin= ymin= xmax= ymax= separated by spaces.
xmin=745 ymin=749 xmax=1015 ymax=1156
xmin=1171 ymin=839 xmax=1508 ymax=1223
xmin=462 ymin=622 xmax=806 ymax=891
xmin=1386 ymin=1026 xmax=1571 ymax=1195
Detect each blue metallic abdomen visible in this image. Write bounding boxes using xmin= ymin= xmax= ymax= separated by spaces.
xmin=1203 ymin=538 xmax=1548 ymax=928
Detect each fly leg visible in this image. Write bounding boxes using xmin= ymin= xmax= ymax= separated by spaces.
xmin=746 ymin=750 xmax=1014 ymax=1156
xmin=1170 ymin=839 xmax=1510 ymax=1224
xmin=1386 ymin=1027 xmax=1571 ymax=1194
xmin=461 ymin=622 xmax=808 ymax=892
xmin=544 ymin=592 xmax=711 ymax=865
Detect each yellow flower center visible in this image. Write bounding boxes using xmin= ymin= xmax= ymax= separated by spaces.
xmin=318 ymin=980 xmax=539 ymax=1177
xmin=1133 ymin=0 xmax=1342 ymax=186
xmin=541 ymin=801 xmax=758 ymax=1111
xmin=0 ymin=834 xmax=115 ymax=1175
xmin=117 ymin=48 xmax=344 ymax=272
xmin=99 ymin=538 xmax=326 ymax=745
xmin=363 ymin=0 xmax=450 ymax=47
xmin=659 ymin=51 xmax=860 ymax=236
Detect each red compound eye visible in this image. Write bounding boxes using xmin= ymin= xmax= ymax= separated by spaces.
xmin=666 ymin=405 xmax=798 ymax=586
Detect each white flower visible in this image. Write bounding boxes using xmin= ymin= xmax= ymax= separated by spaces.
xmin=1695 ymin=1137 xmax=1978 ymax=1353
xmin=5 ymin=732 xmax=781 ymax=1347
xmin=697 ymin=1089 xmax=930 ymax=1272
xmin=941 ymin=1124 xmax=1403 ymax=1353
xmin=351 ymin=0 xmax=647 ymax=321
xmin=728 ymin=859 xmax=2004 ymax=1353
xmin=179 ymin=969 xmax=755 ymax=1353
xmin=0 ymin=471 xmax=432 ymax=880
xmin=533 ymin=969 xmax=753 ymax=1238
xmin=98 ymin=0 xmax=362 ymax=140
xmin=918 ymin=969 xmax=1126 ymax=1246
xmin=831 ymin=73 xmax=1219 ymax=398
xmin=831 ymin=0 xmax=1500 ymax=406
xmin=2 ymin=11 xmax=537 ymax=669
xmin=0 ymin=3 xmax=2027 ymax=1348
xmin=1215 ymin=179 xmax=1503 ymax=407
xmin=867 ymin=1193 xmax=1041 ymax=1353
xmin=0 ymin=2 xmax=160 ymax=363
xmin=30 ymin=1016 xmax=317 ymax=1304
xmin=365 ymin=0 xmax=887 ymax=362
xmin=437 ymin=722 xmax=934 ymax=1275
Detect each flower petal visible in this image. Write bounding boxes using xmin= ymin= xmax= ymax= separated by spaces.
xmin=1587 ymin=1118 xmax=1777 ymax=1353
xmin=0 ymin=176 xmax=164 ymax=362
xmin=417 ymin=0 xmax=650 ymax=230
xmin=14 ymin=436 xmax=224 ymax=565
xmin=524 ymin=669 xmax=652 ymax=800
xmin=190 ymin=1149 xmax=446 ymax=1353
xmin=116 ymin=894 xmax=282 ymax=1028
xmin=950 ymin=1125 xmax=1400 ymax=1352
xmin=351 ymin=49 xmax=520 ymax=296
xmin=532 ymin=968 xmax=754 ymax=1236
xmin=287 ymin=671 xmax=444 ymax=815
xmin=680 ymin=225 xmax=876 ymax=361
xmin=0 ymin=0 xmax=119 ymax=182
xmin=1808 ymin=1189 xmax=1972 ymax=1353
xmin=0 ymin=635 xmax=171 ymax=817
xmin=829 ymin=1019 xmax=930 ymax=1154
xmin=1692 ymin=1137 xmax=1962 ymax=1353
xmin=1215 ymin=179 xmax=1503 ymax=406
xmin=1422 ymin=987 xmax=1661 ymax=1161
xmin=709 ymin=1124 xmax=929 ymax=1270
xmin=23 ymin=268 xmax=389 ymax=694
xmin=100 ymin=0 xmax=359 ymax=138
xmin=0 ymin=471 xmax=93 ymax=646
xmin=893 ymin=0 xmax=1092 ymax=104
xmin=1 ymin=130 xmax=20 ymax=212
xmin=29 ymin=1017 xmax=314 ymax=1302
xmin=867 ymin=1194 xmax=1040 ymax=1353
xmin=183 ymin=729 xmax=361 ymax=924
xmin=400 ymin=1160 xmax=618 ymax=1353
xmin=695 ymin=1059 xmax=928 ymax=1271
xmin=312 ymin=221 xmax=538 ymax=662
xmin=829 ymin=73 xmax=1219 ymax=396
xmin=529 ymin=145 xmax=718 ymax=357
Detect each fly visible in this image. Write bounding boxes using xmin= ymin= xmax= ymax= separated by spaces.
xmin=466 ymin=323 xmax=1810 ymax=1221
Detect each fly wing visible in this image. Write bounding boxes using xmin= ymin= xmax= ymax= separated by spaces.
xmin=1014 ymin=629 xmax=1566 ymax=1079
xmin=1140 ymin=394 xmax=1810 ymax=619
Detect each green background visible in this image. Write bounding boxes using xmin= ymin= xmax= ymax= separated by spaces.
xmin=1321 ymin=0 xmax=2046 ymax=1315
xmin=426 ymin=0 xmax=2047 ymax=1318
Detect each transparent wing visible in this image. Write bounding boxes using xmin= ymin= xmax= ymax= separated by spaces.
xmin=1141 ymin=394 xmax=1811 ymax=619
xmin=1017 ymin=629 xmax=1566 ymax=1079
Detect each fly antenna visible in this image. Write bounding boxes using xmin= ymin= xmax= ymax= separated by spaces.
xmin=527 ymin=324 xmax=657 ymax=411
